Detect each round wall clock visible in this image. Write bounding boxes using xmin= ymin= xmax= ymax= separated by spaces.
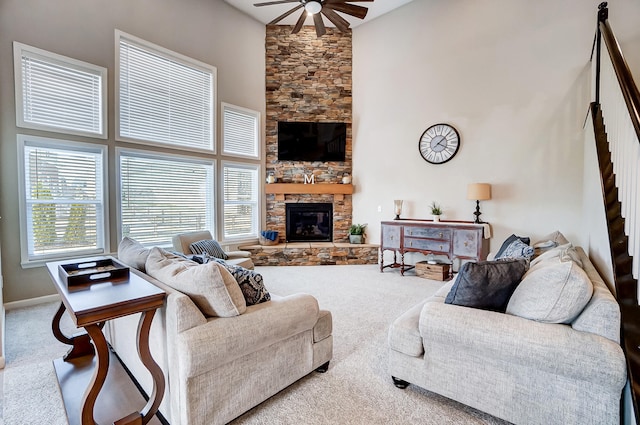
xmin=418 ymin=123 xmax=460 ymax=164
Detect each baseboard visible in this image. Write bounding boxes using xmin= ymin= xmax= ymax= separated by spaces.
xmin=4 ymin=294 xmax=60 ymax=311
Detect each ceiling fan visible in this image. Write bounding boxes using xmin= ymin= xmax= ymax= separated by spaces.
xmin=254 ymin=0 xmax=373 ymax=37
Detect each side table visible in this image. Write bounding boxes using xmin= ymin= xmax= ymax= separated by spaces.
xmin=46 ymin=256 xmax=166 ymax=425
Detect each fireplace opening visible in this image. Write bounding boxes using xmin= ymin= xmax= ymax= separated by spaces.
xmin=286 ymin=203 xmax=333 ymax=243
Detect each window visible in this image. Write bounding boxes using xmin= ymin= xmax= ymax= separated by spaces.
xmin=116 ymin=31 xmax=216 ymax=151
xmin=118 ymin=149 xmax=215 ymax=246
xmin=222 ymin=103 xmax=260 ymax=159
xmin=222 ymin=162 xmax=259 ymax=241
xmin=13 ymin=42 xmax=107 ymax=139
xmin=18 ymin=135 xmax=108 ymax=265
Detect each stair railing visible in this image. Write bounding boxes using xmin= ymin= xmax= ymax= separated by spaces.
xmin=593 ymin=2 xmax=640 ymax=285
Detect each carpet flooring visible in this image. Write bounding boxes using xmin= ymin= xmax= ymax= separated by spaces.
xmin=1 ymin=264 xmax=509 ymax=424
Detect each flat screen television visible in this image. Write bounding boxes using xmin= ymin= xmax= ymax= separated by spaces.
xmin=277 ymin=122 xmax=347 ymax=162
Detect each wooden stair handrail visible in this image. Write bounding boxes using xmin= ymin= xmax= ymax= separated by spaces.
xmin=597 ymin=2 xmax=640 ymax=140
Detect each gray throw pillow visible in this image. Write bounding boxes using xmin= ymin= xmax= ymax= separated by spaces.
xmin=506 ymin=259 xmax=593 ymax=324
xmin=445 ymin=259 xmax=528 ymax=312
xmin=189 ymin=239 xmax=228 ymax=260
xmin=494 ymin=238 xmax=534 ymax=261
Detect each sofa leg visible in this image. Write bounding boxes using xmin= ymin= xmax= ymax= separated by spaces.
xmin=315 ymin=361 xmax=330 ymax=373
xmin=392 ymin=376 xmax=409 ymax=389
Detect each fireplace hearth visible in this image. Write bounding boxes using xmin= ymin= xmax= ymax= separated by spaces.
xmin=286 ymin=203 xmax=333 ymax=242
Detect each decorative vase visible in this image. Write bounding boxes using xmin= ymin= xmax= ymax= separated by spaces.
xmin=433 ymin=215 xmax=441 ymax=222
xmin=349 ymin=234 xmax=364 ymax=244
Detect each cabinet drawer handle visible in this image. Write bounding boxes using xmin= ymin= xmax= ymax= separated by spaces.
xmin=390 ymin=235 xmax=394 ymax=240
xmin=409 ymin=241 xmax=413 ymax=247
xmin=439 ymin=232 xmax=443 ymax=238
xmin=464 ymin=241 xmax=468 ymax=247
xmin=439 ymin=245 xmax=443 ymax=250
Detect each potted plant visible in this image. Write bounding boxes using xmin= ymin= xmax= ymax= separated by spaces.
xmin=348 ymin=223 xmax=367 ymax=244
xmin=430 ymin=202 xmax=443 ymax=222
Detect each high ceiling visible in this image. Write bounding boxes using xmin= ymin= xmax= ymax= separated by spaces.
xmin=223 ymin=0 xmax=415 ymax=29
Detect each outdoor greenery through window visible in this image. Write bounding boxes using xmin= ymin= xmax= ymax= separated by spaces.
xmin=18 ymin=136 xmax=107 ymax=264
xmin=118 ymin=150 xmax=215 ymax=246
xmin=117 ymin=31 xmax=215 ymax=151
xmin=223 ymin=163 xmax=259 ymax=240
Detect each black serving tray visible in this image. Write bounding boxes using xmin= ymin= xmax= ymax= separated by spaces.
xmin=58 ymin=258 xmax=130 ymax=287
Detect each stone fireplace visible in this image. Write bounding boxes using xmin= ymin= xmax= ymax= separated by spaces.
xmin=286 ymin=203 xmax=333 ymax=242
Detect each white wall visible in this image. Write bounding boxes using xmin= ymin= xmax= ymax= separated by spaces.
xmin=352 ymin=0 xmax=640 ymax=254
xmin=0 ymin=0 xmax=266 ymax=302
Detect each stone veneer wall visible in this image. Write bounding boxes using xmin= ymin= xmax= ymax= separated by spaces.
xmin=265 ymin=25 xmax=353 ymax=243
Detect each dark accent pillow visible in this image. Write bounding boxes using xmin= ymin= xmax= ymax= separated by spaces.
xmin=211 ymin=258 xmax=271 ymax=306
xmin=444 ymin=259 xmax=528 ymax=312
xmin=495 ymin=234 xmax=531 ymax=258
xmin=189 ymin=239 xmax=228 ymax=260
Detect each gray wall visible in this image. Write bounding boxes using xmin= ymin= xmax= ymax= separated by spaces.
xmin=0 ymin=0 xmax=266 ymax=302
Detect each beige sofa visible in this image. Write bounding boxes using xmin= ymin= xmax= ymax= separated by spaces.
xmin=107 ymin=239 xmax=332 ymax=425
xmin=172 ymin=230 xmax=254 ymax=269
xmin=388 ymin=246 xmax=626 ymax=425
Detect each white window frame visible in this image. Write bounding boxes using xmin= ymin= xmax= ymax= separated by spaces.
xmin=221 ymin=102 xmax=261 ymax=159
xmin=13 ymin=42 xmax=107 ymax=139
xmin=221 ymin=161 xmax=260 ymax=243
xmin=115 ymin=30 xmax=216 ymax=153
xmin=116 ymin=147 xmax=216 ymax=247
xmin=17 ymin=135 xmax=109 ymax=267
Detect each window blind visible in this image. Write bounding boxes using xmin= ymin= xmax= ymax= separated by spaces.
xmin=223 ymin=163 xmax=259 ymax=239
xmin=119 ymin=151 xmax=214 ymax=245
xmin=222 ymin=103 xmax=259 ymax=158
xmin=118 ymin=34 xmax=215 ymax=151
xmin=15 ymin=43 xmax=106 ymax=138
xmin=21 ymin=139 xmax=106 ymax=261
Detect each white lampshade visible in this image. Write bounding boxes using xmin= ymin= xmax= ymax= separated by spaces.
xmin=467 ymin=183 xmax=492 ymax=201
xmin=304 ymin=1 xmax=322 ymax=14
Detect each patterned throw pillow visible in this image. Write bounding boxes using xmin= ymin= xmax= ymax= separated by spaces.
xmin=494 ymin=234 xmax=534 ymax=261
xmin=189 ymin=239 xmax=228 ymax=260
xmin=211 ymin=258 xmax=270 ymax=306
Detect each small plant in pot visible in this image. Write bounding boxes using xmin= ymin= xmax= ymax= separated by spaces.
xmin=430 ymin=202 xmax=443 ymax=222
xmin=348 ymin=223 xmax=367 ymax=244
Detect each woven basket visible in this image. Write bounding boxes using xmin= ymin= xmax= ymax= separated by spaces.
xmin=259 ymin=235 xmax=280 ymax=246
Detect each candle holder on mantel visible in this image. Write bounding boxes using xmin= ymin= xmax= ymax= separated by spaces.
xmin=394 ymin=200 xmax=403 ymax=220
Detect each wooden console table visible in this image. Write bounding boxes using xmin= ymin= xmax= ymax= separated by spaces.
xmin=380 ymin=220 xmax=490 ymax=276
xmin=46 ymin=257 xmax=166 ymax=425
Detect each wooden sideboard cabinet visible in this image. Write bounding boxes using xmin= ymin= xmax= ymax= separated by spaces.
xmin=380 ymin=220 xmax=490 ymax=276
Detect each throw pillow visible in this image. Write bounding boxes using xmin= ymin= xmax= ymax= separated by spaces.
xmin=444 ymin=259 xmax=528 ymax=312
xmin=506 ymin=259 xmax=593 ymax=324
xmin=494 ymin=238 xmax=535 ymax=261
xmin=145 ymin=247 xmax=246 ymax=317
xmin=117 ymin=237 xmax=150 ymax=272
xmin=211 ymin=258 xmax=271 ymax=305
xmin=189 ymin=239 xmax=228 ymax=260
xmin=529 ymin=243 xmax=583 ymax=270
xmin=494 ymin=234 xmax=531 ymax=259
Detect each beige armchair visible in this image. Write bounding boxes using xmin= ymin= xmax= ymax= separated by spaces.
xmin=172 ymin=230 xmax=254 ymax=269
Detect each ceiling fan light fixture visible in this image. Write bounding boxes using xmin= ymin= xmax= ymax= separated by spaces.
xmin=304 ymin=1 xmax=322 ymax=15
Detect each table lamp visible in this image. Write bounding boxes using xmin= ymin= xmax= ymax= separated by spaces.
xmin=467 ymin=183 xmax=491 ymax=223
xmin=394 ymin=200 xmax=403 ymax=220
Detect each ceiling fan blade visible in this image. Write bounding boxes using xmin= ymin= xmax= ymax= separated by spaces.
xmin=322 ymin=8 xmax=350 ymax=33
xmin=324 ymin=3 xmax=369 ymax=20
xmin=292 ymin=10 xmax=307 ymax=34
xmin=268 ymin=4 xmax=303 ymax=25
xmin=325 ymin=0 xmax=374 ymax=2
xmin=254 ymin=0 xmax=299 ymax=6
xmin=313 ymin=13 xmax=327 ymax=37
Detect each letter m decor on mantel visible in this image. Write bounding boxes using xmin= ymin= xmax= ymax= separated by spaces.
xmin=380 ymin=220 xmax=491 ymax=276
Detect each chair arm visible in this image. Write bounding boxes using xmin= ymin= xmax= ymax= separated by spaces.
xmin=226 ymin=250 xmax=252 ymax=258
xmin=419 ymin=302 xmax=627 ymax=387
xmin=177 ymin=293 xmax=320 ymax=377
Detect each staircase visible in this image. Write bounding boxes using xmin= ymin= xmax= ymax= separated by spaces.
xmin=590 ymin=2 xmax=640 ymax=421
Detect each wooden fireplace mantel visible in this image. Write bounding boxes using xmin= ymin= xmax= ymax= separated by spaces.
xmin=265 ymin=183 xmax=354 ymax=201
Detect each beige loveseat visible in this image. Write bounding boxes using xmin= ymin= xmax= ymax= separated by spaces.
xmin=388 ymin=243 xmax=626 ymax=425
xmin=107 ymin=238 xmax=332 ymax=425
